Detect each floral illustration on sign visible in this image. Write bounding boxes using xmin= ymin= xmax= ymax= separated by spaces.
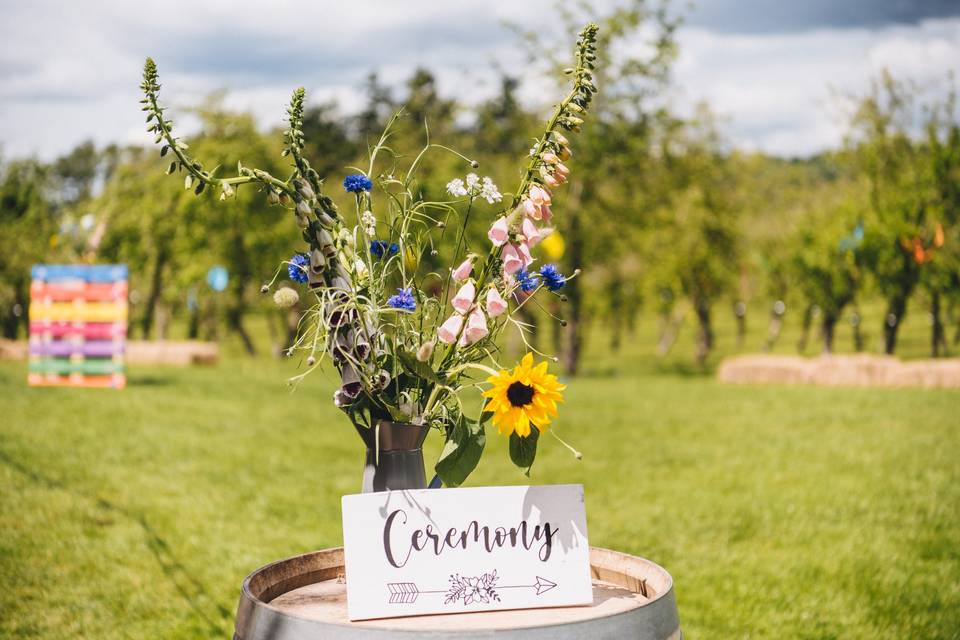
xmin=444 ymin=570 xmax=501 ymax=605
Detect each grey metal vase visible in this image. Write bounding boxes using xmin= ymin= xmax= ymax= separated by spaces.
xmin=360 ymin=421 xmax=430 ymax=493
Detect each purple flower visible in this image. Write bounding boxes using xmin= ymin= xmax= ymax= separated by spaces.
xmin=288 ymin=253 xmax=309 ymax=284
xmin=538 ymin=264 xmax=566 ymax=291
xmin=343 ymin=174 xmax=373 ymax=193
xmin=516 ymin=269 xmax=540 ymax=293
xmin=370 ymin=240 xmax=399 ymax=259
xmin=387 ymin=288 xmax=416 ymax=312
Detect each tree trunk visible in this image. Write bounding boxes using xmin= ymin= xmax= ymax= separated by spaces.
xmin=822 ymin=312 xmax=838 ymax=354
xmin=608 ymin=275 xmax=623 ymax=351
xmin=694 ymin=298 xmax=713 ymax=366
xmin=882 ymin=294 xmax=908 ymax=355
xmin=850 ymin=306 xmax=864 ymax=352
xmin=763 ymin=301 xmax=785 ymax=353
xmin=931 ymin=291 xmax=946 ymax=357
xmin=952 ymin=299 xmax=960 ymax=346
xmin=2 ymin=278 xmax=28 ymax=339
xmin=227 ymin=230 xmax=256 ymax=356
xmin=733 ymin=301 xmax=746 ymax=349
xmin=141 ymin=247 xmax=168 ymax=339
xmin=656 ymin=304 xmax=685 ymax=356
xmin=797 ymin=303 xmax=813 ymax=354
xmin=561 ymin=181 xmax=585 ymax=376
xmin=227 ymin=305 xmax=256 ymax=356
xmin=625 ymin=287 xmax=641 ymax=337
xmin=187 ymin=304 xmax=200 ymax=339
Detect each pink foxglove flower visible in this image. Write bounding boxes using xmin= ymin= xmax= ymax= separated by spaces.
xmin=522 ymin=218 xmax=542 ymax=247
xmin=452 ymin=281 xmax=476 ymax=314
xmin=543 ymin=173 xmax=559 ymax=188
xmin=542 ymin=152 xmax=559 ymax=164
xmin=529 ymin=184 xmax=552 ymax=206
xmin=487 ymin=217 xmax=509 ymax=247
xmin=523 ymin=198 xmax=538 ymax=218
xmin=486 ymin=287 xmax=508 ymax=317
xmin=438 ymin=314 xmax=464 ymax=344
xmin=459 ymin=307 xmax=489 ymax=346
xmin=501 ymin=243 xmax=524 ymax=275
xmin=516 ymin=240 xmax=534 ymax=269
xmin=539 ymin=204 xmax=553 ymax=222
xmin=452 ymin=257 xmax=474 ymax=281
xmin=555 ymin=162 xmax=570 ymax=176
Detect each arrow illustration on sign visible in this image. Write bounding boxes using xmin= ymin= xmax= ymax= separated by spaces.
xmin=387 ymin=571 xmax=558 ymax=605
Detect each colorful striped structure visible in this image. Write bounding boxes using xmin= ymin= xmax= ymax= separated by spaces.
xmin=28 ymin=264 xmax=128 ymax=389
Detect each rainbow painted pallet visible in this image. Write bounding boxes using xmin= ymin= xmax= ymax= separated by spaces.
xmin=29 ymin=265 xmax=128 ymax=389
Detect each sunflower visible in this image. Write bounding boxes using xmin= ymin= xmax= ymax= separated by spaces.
xmin=482 ymin=353 xmax=566 ymax=437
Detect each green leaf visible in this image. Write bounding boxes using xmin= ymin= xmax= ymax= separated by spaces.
xmin=509 ymin=427 xmax=540 ymax=476
xmin=397 ymin=350 xmax=440 ymax=384
xmin=435 ymin=418 xmax=485 ymax=487
xmin=385 ymin=403 xmax=409 ymax=422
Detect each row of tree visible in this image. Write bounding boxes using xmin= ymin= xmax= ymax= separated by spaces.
xmin=1 ymin=1 xmax=958 ymax=372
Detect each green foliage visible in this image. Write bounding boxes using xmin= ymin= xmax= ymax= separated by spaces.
xmin=846 ymin=71 xmax=960 ymax=353
xmin=3 ymin=337 xmax=959 ymax=637
xmin=435 ymin=415 xmax=486 ymax=487
xmin=0 ymin=159 xmax=54 ymax=338
xmin=508 ymin=426 xmax=539 ymax=474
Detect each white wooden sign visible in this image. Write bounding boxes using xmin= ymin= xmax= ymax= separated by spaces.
xmin=341 ymin=484 xmax=592 ymax=621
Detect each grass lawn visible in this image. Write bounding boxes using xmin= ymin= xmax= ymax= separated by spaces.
xmin=1 ymin=306 xmax=959 ymax=638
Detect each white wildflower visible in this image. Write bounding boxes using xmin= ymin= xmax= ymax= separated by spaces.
xmin=446 ymin=178 xmax=467 ymax=197
xmin=354 ymin=258 xmax=369 ymax=281
xmin=360 ymin=210 xmax=377 ymax=236
xmin=480 ymin=176 xmax=502 ymax=204
xmin=449 ymin=173 xmax=501 ymax=203
xmin=273 ymin=287 xmax=299 ymax=309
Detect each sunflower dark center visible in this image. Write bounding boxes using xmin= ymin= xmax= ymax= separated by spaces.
xmin=506 ymin=381 xmax=536 ymax=407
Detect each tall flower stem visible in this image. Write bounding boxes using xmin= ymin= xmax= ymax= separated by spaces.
xmin=435 ymin=23 xmax=598 ymax=378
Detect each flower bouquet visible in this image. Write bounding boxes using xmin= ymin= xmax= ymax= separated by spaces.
xmin=140 ymin=24 xmax=599 ymax=490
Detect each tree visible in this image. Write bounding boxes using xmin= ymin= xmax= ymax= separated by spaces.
xmin=515 ymin=0 xmax=679 ymax=373
xmin=0 ymin=159 xmax=54 ymax=338
xmin=647 ymin=105 xmax=739 ymax=365
xmin=850 ymin=72 xmax=928 ymax=354
xmin=98 ymin=98 xmax=294 ymax=351
xmin=791 ymin=201 xmax=863 ymax=354
xmin=920 ymin=97 xmax=960 ymax=356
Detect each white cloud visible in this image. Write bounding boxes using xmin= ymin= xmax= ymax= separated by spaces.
xmin=0 ymin=0 xmax=957 ymax=159
xmin=672 ymin=18 xmax=960 ymax=155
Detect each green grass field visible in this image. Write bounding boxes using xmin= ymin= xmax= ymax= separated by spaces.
xmin=2 ymin=304 xmax=959 ymax=638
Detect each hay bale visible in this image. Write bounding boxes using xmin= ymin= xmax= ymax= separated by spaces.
xmin=126 ymin=341 xmax=218 ymax=365
xmin=718 ymin=354 xmax=960 ymax=389
xmin=0 ymin=339 xmax=28 ymax=360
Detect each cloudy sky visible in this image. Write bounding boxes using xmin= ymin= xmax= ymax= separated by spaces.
xmin=1 ymin=0 xmax=958 ymax=160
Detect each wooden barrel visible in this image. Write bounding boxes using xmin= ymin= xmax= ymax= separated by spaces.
xmin=234 ymin=547 xmax=681 ymax=639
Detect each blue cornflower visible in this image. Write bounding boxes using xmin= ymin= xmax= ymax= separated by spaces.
xmin=387 ymin=288 xmax=416 ymax=312
xmin=538 ymin=264 xmax=566 ymax=291
xmin=288 ymin=253 xmax=310 ymax=284
xmin=370 ymin=240 xmax=399 ymax=259
xmin=343 ymin=174 xmax=373 ymax=193
xmin=517 ymin=269 xmax=541 ymax=293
